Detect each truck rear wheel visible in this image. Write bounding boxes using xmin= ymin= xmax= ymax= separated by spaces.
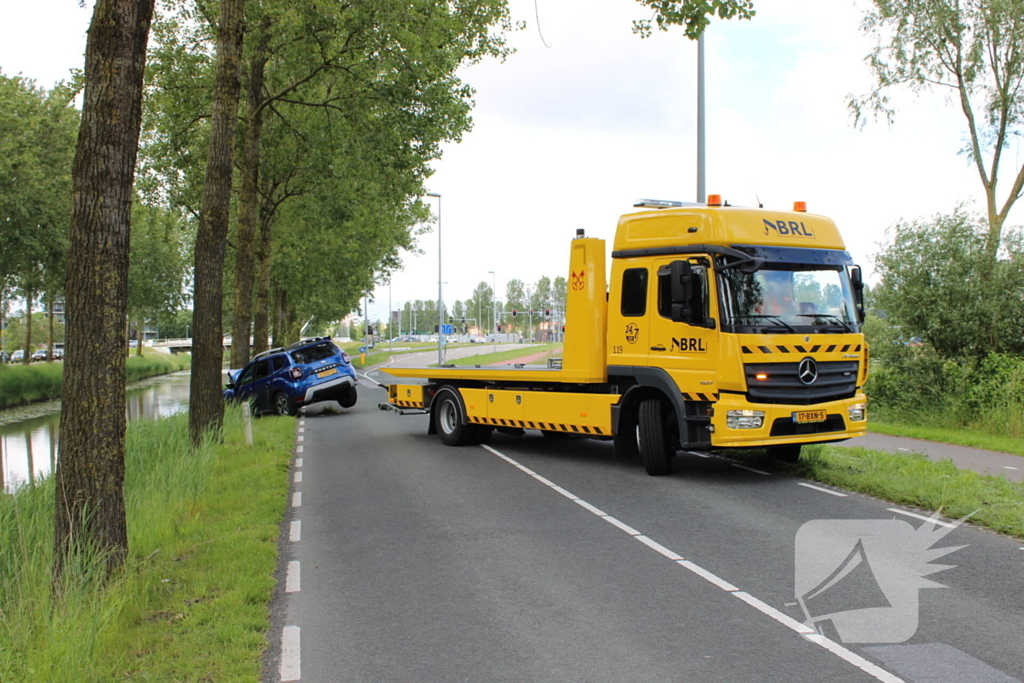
xmin=638 ymin=399 xmax=673 ymax=476
xmin=768 ymin=444 xmax=801 ymax=463
xmin=434 ymin=390 xmax=475 ymax=446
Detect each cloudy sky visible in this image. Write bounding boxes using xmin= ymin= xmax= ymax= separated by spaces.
xmin=2 ymin=0 xmax=1020 ymax=327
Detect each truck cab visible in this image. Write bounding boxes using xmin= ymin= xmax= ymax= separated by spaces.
xmin=605 ymin=197 xmax=867 ymax=472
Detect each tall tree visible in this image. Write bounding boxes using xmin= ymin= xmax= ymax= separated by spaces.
xmin=851 ymin=0 xmax=1024 ymax=265
xmin=632 ymin=0 xmax=756 ymax=38
xmin=54 ymin=0 xmax=156 ymax=581
xmin=189 ymin=0 xmax=246 ymax=445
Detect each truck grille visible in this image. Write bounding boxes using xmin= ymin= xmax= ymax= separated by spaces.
xmin=744 ymin=360 xmax=858 ymax=405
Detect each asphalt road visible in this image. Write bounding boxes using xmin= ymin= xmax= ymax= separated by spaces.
xmin=264 ymin=374 xmax=1024 ymax=683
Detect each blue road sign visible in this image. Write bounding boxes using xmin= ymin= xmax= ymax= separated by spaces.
xmin=441 ymin=324 xmax=455 ymax=335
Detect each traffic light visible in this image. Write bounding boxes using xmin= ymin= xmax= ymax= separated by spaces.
xmin=544 ymin=309 xmax=550 ymax=317
xmin=496 ymin=323 xmax=502 ymax=332
xmin=366 ymin=324 xmax=374 ymax=335
xmin=511 ymin=309 xmax=518 ymax=317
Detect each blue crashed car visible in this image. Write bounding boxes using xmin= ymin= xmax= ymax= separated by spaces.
xmin=224 ymin=337 xmax=358 ymax=416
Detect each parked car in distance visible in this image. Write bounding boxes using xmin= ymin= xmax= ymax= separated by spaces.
xmin=223 ymin=337 xmax=358 ymax=416
xmin=10 ymin=350 xmax=24 ymax=362
xmin=31 ymin=348 xmax=50 ymax=362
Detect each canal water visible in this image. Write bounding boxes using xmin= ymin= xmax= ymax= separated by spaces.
xmin=0 ymin=371 xmax=193 ymax=492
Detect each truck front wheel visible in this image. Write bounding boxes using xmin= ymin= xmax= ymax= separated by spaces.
xmin=638 ymin=399 xmax=673 ymax=476
xmin=434 ymin=391 xmax=475 ymax=446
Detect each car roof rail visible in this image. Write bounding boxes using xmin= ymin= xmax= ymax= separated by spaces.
xmin=253 ymin=347 xmax=286 ymax=360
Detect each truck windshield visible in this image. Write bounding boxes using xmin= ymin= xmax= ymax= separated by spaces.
xmin=718 ymin=264 xmax=858 ymax=333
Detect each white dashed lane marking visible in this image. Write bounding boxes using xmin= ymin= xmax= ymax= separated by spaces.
xmin=289 ymin=520 xmax=301 ymax=542
xmin=286 ymin=561 xmax=301 ymax=593
xmin=480 ymin=443 xmax=904 ymax=683
xmin=732 ymin=463 xmax=770 ymax=476
xmin=295 ymin=458 xmax=303 ymax=467
xmin=292 ymin=492 xmax=302 ymax=508
xmin=280 ymin=625 xmax=301 ymax=681
xmin=294 ymin=471 xmax=302 ymax=483
xmin=798 ymin=482 xmax=849 ymax=497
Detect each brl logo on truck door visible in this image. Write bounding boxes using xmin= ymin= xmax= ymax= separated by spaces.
xmin=764 ymin=219 xmax=816 ymax=238
xmin=672 ymin=337 xmax=707 ymax=353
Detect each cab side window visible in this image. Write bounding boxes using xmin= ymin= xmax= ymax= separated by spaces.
xmin=658 ymin=263 xmax=709 ymax=326
xmin=621 ymin=268 xmax=648 ymax=317
xmin=272 ymin=355 xmax=288 ymax=373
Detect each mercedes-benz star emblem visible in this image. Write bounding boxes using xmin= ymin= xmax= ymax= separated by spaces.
xmin=798 ymin=358 xmax=818 ymax=385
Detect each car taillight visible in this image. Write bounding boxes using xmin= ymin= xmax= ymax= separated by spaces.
xmin=342 ymin=352 xmax=351 ymax=364
xmin=290 ymin=367 xmax=303 ymax=380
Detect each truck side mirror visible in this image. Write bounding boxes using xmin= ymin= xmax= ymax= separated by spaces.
xmin=662 ymin=260 xmax=693 ymax=323
xmin=850 ymin=265 xmax=865 ymax=324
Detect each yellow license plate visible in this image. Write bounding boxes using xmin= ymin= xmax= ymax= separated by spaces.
xmin=316 ymin=367 xmax=338 ymax=379
xmin=792 ymin=410 xmax=827 ymax=423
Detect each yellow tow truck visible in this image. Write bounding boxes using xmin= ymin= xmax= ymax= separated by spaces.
xmin=382 ymin=195 xmax=868 ymax=475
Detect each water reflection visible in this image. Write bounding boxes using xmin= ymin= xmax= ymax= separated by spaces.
xmin=1 ymin=372 xmax=193 ymax=492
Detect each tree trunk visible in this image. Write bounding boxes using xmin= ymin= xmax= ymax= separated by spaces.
xmin=136 ymin=318 xmax=144 ymax=356
xmin=54 ymin=0 xmax=155 ymax=582
xmin=188 ymin=0 xmax=246 ymax=446
xmin=230 ymin=42 xmax=268 ymax=369
xmin=46 ymin=294 xmax=55 ymax=361
xmin=251 ymin=209 xmax=272 ymax=356
xmin=23 ymin=290 xmax=32 ymax=365
xmin=272 ymin=286 xmax=285 ymax=349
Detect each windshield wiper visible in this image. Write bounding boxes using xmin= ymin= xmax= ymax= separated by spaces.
xmin=796 ymin=314 xmax=852 ymax=332
xmin=731 ymin=314 xmax=797 ymax=332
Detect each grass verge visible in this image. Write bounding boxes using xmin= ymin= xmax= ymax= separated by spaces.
xmin=0 ymin=408 xmax=294 ymax=681
xmin=868 ymin=419 xmax=1024 ymax=458
xmin=0 ymin=351 xmax=191 ymax=409
xmin=441 ymin=344 xmax=562 ymax=367
xmin=730 ymin=444 xmax=1024 ymax=538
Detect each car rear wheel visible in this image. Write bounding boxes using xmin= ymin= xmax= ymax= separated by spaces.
xmin=274 ymin=392 xmax=296 ymax=417
xmin=339 ymin=385 xmax=357 ymax=408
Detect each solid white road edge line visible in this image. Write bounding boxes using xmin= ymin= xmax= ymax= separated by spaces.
xmin=480 ymin=443 xmax=905 ymax=683
xmin=797 ymin=482 xmax=849 ymax=497
xmin=289 ymin=520 xmax=301 ymax=542
xmin=732 ymin=463 xmax=771 ymax=476
xmin=286 ymin=561 xmax=300 ymax=593
xmin=280 ymin=625 xmax=300 ymax=682
xmin=886 ymin=508 xmax=957 ymax=529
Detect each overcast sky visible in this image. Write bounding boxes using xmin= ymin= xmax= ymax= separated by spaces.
xmin=2 ymin=0 xmax=1020 ymax=327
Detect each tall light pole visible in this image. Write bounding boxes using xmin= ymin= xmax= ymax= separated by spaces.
xmin=488 ymin=270 xmax=496 ymax=353
xmin=427 ymin=192 xmax=442 ymax=366
xmin=697 ymin=33 xmax=706 ymax=203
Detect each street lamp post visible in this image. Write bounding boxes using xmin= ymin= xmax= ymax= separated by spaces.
xmin=427 ymin=192 xmax=442 ymax=366
xmin=488 ymin=270 xmax=496 ymax=353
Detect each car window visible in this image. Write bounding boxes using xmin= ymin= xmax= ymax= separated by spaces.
xmin=290 ymin=342 xmax=337 ymax=365
xmin=238 ymin=364 xmax=255 ymax=387
xmin=255 ymin=359 xmax=272 ymax=381
xmin=272 ymin=355 xmax=288 ymax=372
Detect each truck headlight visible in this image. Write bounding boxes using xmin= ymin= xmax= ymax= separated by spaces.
xmin=727 ymin=410 xmax=764 ymax=429
xmin=848 ymin=403 xmax=866 ymax=422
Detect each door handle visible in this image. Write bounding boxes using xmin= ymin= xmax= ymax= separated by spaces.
xmin=650 ymin=345 xmax=666 ymax=351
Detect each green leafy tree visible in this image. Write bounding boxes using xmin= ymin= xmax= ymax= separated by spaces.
xmin=128 ymin=201 xmax=191 ymax=356
xmin=505 ymin=279 xmax=526 ymax=332
xmin=632 ymin=0 xmax=756 ymax=39
xmin=873 ymin=206 xmax=1024 ymax=358
xmin=465 ymin=282 xmax=495 ymax=334
xmin=851 ymin=0 xmax=1024 ymax=266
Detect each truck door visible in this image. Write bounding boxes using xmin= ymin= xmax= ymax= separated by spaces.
xmin=647 ymin=257 xmax=720 ymax=398
xmin=609 ymin=265 xmax=650 ymax=367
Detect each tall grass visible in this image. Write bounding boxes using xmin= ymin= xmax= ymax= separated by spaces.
xmin=0 ymin=352 xmax=190 ymax=408
xmin=0 ymin=408 xmax=294 ymax=681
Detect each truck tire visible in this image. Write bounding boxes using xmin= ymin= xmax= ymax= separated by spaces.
xmin=638 ymin=398 xmax=673 ymax=476
xmin=434 ymin=390 xmax=475 ymax=446
xmin=768 ymin=444 xmax=801 ymax=463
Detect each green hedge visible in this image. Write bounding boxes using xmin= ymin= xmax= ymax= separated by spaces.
xmin=0 ymin=353 xmax=191 ymax=409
